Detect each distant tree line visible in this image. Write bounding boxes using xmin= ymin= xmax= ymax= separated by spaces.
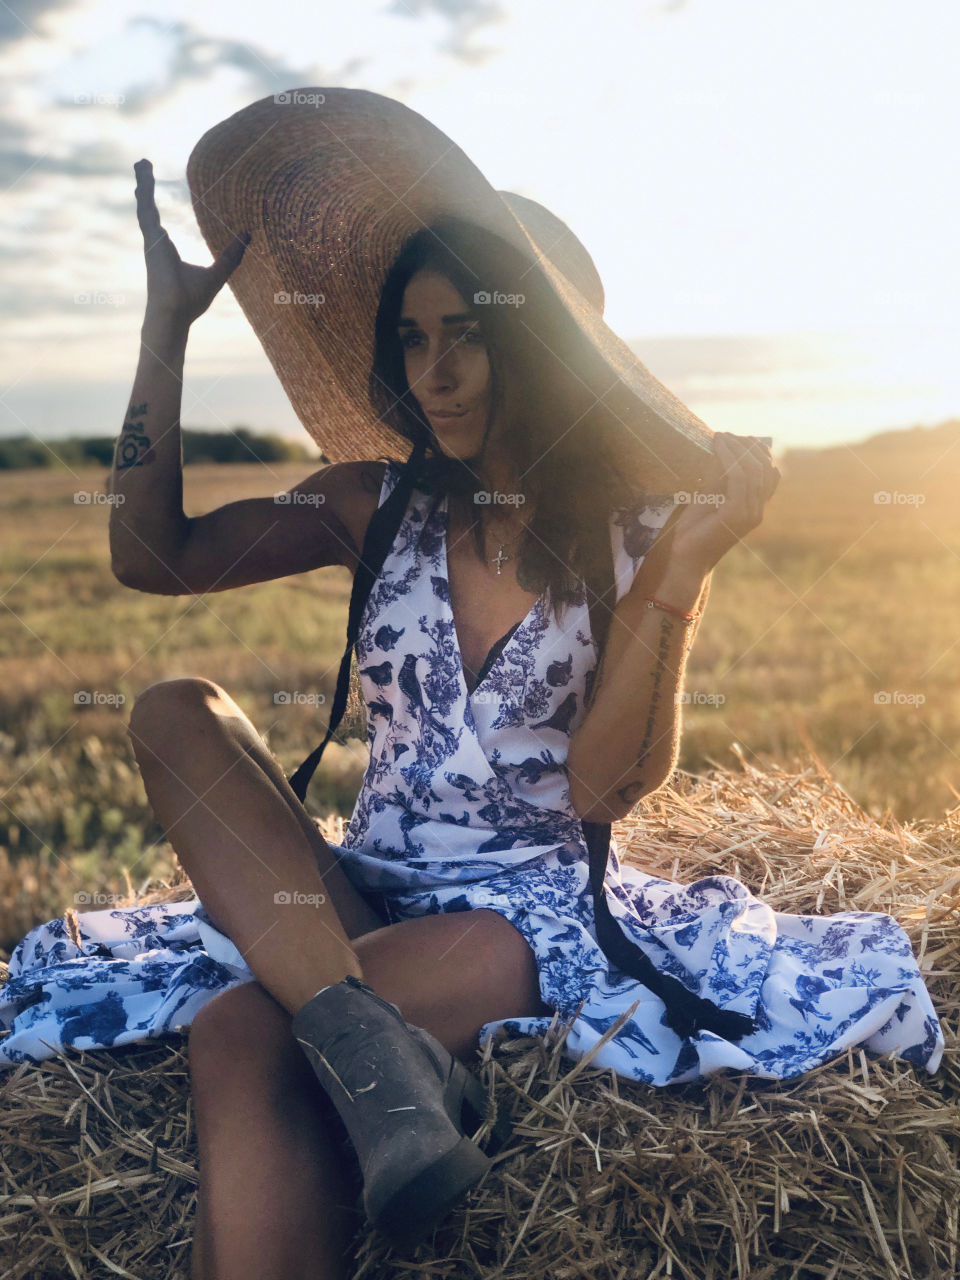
xmin=0 ymin=428 xmax=321 ymax=470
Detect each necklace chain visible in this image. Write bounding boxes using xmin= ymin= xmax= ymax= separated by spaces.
xmin=453 ymin=499 xmax=528 ymax=579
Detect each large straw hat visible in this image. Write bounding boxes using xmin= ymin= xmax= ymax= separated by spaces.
xmin=185 ymin=86 xmax=715 ymax=490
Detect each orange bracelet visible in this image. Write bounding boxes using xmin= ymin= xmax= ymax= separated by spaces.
xmin=644 ymin=595 xmax=702 ymax=623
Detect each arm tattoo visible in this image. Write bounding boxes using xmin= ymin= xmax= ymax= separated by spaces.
xmin=116 ymin=401 xmax=156 ymax=469
xmin=615 ymin=613 xmax=677 ymax=807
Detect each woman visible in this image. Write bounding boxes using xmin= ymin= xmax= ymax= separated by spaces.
xmin=0 ymin=88 xmax=941 ymax=1279
xmin=103 ymin=148 xmax=942 ymax=1279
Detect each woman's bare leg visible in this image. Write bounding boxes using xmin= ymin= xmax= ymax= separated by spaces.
xmin=188 ymin=910 xmax=551 ymax=1280
xmin=126 ymin=677 xmax=383 ymax=1011
xmin=128 ymin=678 xmax=553 ymax=1277
xmin=188 ymin=981 xmax=365 ymax=1280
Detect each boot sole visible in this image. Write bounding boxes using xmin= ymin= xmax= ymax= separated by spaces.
xmin=369 ymin=1054 xmax=508 ymax=1246
xmin=371 ymin=1134 xmax=492 ymax=1246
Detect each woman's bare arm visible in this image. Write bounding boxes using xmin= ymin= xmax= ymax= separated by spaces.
xmin=567 ymin=432 xmax=780 ymax=822
xmin=566 ymin=565 xmax=709 ymax=822
xmin=110 ymin=159 xmax=383 ymax=594
xmin=109 ymin=311 xmax=191 ymax=587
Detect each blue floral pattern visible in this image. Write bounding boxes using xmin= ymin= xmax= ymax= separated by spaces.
xmin=0 ymin=464 xmax=944 ymax=1084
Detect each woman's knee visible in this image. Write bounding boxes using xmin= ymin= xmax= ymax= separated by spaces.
xmin=130 ymin=677 xmax=228 ymax=730
xmin=471 ymin=908 xmax=549 ymax=1013
xmin=188 ymin=981 xmax=304 ymax=1093
xmin=128 ymin=677 xmax=235 ymax=762
xmin=355 ymin=907 xmax=549 ymax=1032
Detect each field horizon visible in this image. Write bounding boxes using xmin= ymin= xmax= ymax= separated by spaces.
xmin=2 ymin=414 xmax=960 ymax=954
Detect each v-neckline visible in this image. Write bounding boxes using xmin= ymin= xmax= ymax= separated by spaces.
xmin=440 ymin=495 xmax=543 ymax=700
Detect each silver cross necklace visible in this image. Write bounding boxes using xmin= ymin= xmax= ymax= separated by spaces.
xmin=487 ymin=522 xmax=524 ymax=576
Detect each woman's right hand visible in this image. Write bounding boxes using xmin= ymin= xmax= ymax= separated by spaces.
xmin=134 ymin=158 xmax=250 ymax=329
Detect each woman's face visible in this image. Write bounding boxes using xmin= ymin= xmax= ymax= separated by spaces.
xmin=398 ymin=269 xmax=492 ymax=461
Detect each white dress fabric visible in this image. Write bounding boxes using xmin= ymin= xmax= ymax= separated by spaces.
xmin=0 ymin=463 xmax=944 ymax=1083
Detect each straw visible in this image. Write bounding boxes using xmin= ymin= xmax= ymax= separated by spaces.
xmin=3 ymin=749 xmax=959 ymax=1279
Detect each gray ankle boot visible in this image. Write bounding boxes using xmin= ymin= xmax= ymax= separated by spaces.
xmin=291 ymin=973 xmax=512 ymax=1246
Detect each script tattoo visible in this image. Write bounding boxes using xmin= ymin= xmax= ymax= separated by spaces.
xmin=116 ymin=401 xmax=157 ymax=469
xmin=616 ymin=613 xmax=677 ymax=808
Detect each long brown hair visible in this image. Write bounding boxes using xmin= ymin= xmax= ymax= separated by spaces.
xmin=367 ymin=216 xmax=649 ymax=615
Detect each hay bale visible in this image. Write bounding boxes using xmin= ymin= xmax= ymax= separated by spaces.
xmin=2 ymin=751 xmax=960 ymax=1279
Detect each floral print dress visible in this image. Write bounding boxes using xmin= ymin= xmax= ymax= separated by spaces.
xmin=0 ymin=463 xmax=943 ymax=1084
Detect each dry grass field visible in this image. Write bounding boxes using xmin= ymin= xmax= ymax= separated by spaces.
xmin=2 ymin=419 xmax=959 ymax=958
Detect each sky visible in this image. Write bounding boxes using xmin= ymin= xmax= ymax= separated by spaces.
xmin=1 ymin=0 xmax=958 ymax=452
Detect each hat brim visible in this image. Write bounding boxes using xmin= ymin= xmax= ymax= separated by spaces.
xmin=186 ymin=86 xmax=715 ymax=490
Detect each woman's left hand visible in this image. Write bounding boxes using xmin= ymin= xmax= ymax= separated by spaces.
xmin=667 ymin=432 xmax=781 ymax=577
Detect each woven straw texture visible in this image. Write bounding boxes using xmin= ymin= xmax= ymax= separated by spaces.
xmin=185 ymin=87 xmax=715 ymax=490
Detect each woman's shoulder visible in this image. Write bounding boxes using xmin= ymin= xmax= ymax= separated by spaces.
xmin=305 ymin=460 xmax=389 ymax=563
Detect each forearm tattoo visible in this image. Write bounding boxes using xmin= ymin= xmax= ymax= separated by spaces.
xmin=116 ymin=401 xmax=156 ymax=469
xmin=615 ymin=612 xmax=677 ymax=807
